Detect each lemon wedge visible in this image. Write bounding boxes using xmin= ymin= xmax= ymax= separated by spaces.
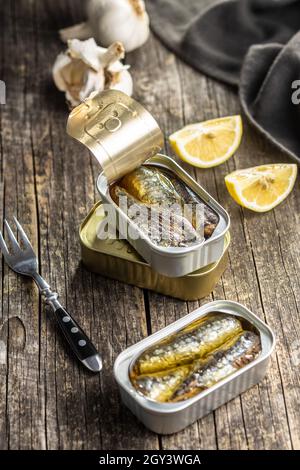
xmin=169 ymin=116 xmax=243 ymax=168
xmin=225 ymin=164 xmax=298 ymax=212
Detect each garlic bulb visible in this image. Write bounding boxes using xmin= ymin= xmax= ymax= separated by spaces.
xmin=59 ymin=0 xmax=150 ymax=53
xmin=52 ymin=38 xmax=133 ymax=107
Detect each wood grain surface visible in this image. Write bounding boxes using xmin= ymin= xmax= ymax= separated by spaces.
xmin=0 ymin=0 xmax=299 ymax=450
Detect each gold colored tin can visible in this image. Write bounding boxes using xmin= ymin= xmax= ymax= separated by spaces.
xmin=80 ymin=202 xmax=230 ymax=301
xmin=67 ymin=90 xmax=163 ymax=182
xmin=68 ymin=90 xmax=230 ymax=277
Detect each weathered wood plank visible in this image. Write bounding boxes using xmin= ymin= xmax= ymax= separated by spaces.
xmin=30 ymin=0 xmax=159 ymax=451
xmin=0 ymin=0 xmax=299 ymax=451
xmin=0 ymin=0 xmax=46 ymax=450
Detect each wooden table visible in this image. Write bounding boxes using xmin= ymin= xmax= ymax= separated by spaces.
xmin=0 ymin=0 xmax=299 ymax=450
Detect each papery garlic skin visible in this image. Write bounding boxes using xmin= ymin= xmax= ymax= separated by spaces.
xmin=59 ymin=0 xmax=150 ymax=53
xmin=52 ymin=38 xmax=133 ymax=108
xmin=106 ymin=64 xmax=133 ymax=97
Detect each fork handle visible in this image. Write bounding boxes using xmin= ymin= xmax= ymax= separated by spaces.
xmin=53 ymin=306 xmax=102 ymax=372
xmin=32 ymin=273 xmax=102 ymax=372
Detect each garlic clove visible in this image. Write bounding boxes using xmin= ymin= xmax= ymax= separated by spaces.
xmin=60 ymin=22 xmax=93 ymax=43
xmin=102 ymin=42 xmax=133 ymax=95
xmin=100 ymin=41 xmax=125 ymax=68
xmin=59 ymin=0 xmax=150 ymax=53
xmin=107 ymin=69 xmax=133 ymax=96
xmin=92 ymin=0 xmax=150 ymax=52
xmin=53 ymin=37 xmax=133 ymax=107
xmin=52 ymin=52 xmax=72 ymax=91
xmin=61 ymin=59 xmax=105 ymax=106
xmin=67 ymin=37 xmax=103 ymax=71
xmin=78 ymin=69 xmax=105 ymax=103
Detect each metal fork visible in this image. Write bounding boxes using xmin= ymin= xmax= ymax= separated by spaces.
xmin=0 ymin=217 xmax=102 ymax=372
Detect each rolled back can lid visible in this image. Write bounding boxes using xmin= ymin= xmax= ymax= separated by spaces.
xmin=67 ymin=90 xmax=164 ymax=182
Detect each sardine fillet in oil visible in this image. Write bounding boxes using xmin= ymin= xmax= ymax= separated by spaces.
xmin=110 ymin=166 xmax=219 ymax=247
xmin=111 ymin=185 xmax=202 ymax=247
xmin=131 ymin=365 xmax=192 ymax=402
xmin=170 ymin=331 xmax=261 ymax=402
xmin=131 ymin=314 xmax=243 ymax=376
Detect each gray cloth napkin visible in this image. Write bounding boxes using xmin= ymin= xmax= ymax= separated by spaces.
xmin=146 ymin=0 xmax=300 ymax=164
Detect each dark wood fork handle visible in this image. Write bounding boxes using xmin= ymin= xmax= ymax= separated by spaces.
xmin=54 ymin=307 xmax=102 ymax=372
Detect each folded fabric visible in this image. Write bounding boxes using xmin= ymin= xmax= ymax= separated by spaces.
xmin=240 ymin=33 xmax=300 ymax=163
xmin=146 ymin=0 xmax=300 ymax=163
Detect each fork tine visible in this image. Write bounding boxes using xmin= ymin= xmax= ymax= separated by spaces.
xmin=0 ymin=230 xmax=10 ymax=258
xmin=13 ymin=216 xmax=34 ymax=251
xmin=4 ymin=219 xmax=20 ymax=252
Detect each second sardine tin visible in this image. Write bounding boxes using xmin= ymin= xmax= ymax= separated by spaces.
xmin=130 ymin=314 xmax=261 ymax=403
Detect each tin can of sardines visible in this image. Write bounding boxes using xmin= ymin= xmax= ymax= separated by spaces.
xmin=80 ymin=201 xmax=231 ymax=301
xmin=67 ymin=90 xmax=230 ymax=277
xmin=114 ymin=300 xmax=275 ymax=434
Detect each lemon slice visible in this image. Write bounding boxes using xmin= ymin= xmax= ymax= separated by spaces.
xmin=169 ymin=116 xmax=243 ymax=168
xmin=225 ymin=164 xmax=298 ymax=212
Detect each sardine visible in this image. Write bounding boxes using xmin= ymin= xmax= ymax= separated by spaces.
xmin=170 ymin=331 xmax=261 ymax=402
xmin=120 ymin=166 xmax=180 ymax=206
xmin=131 ymin=314 xmax=243 ymax=376
xmin=169 ymin=176 xmax=220 ymax=238
xmin=131 ymin=365 xmax=192 ymax=402
xmin=110 ymin=184 xmax=203 ymax=247
xmin=110 ymin=166 xmax=219 ymax=246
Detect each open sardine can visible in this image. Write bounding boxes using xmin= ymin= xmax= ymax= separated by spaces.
xmin=67 ymin=90 xmax=230 ymax=277
xmin=113 ymin=300 xmax=275 ymax=434
xmin=79 ymin=201 xmax=231 ymax=301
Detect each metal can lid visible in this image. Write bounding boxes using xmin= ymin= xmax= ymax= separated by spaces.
xmin=67 ymin=90 xmax=164 ymax=182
